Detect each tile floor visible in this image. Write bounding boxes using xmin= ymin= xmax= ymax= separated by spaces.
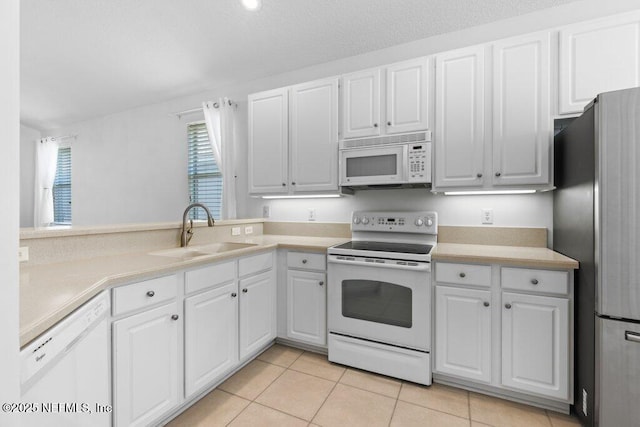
xmin=166 ymin=344 xmax=581 ymax=427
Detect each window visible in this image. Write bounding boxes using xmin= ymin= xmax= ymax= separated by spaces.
xmin=53 ymin=146 xmax=72 ymax=224
xmin=187 ymin=122 xmax=222 ymax=220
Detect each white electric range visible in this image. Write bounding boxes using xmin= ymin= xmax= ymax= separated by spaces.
xmin=327 ymin=210 xmax=437 ymax=385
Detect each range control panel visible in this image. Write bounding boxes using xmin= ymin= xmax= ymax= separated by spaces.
xmin=351 ymin=211 xmax=438 ymax=234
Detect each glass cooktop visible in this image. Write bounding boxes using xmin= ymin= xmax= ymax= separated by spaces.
xmin=333 ymin=241 xmax=433 ymax=255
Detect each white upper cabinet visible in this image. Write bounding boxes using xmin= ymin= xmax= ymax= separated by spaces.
xmin=342 ymin=57 xmax=431 ymax=139
xmin=559 ymin=12 xmax=640 ymax=114
xmin=248 ymin=88 xmax=289 ymax=194
xmin=492 ymin=32 xmax=551 ymax=186
xmin=386 ymin=58 xmax=431 ymax=134
xmin=290 ymin=78 xmax=339 ymax=192
xmin=434 ymin=46 xmax=485 ymax=188
xmin=342 ymin=69 xmax=381 ymax=139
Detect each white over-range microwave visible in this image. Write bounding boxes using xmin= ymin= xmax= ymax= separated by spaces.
xmin=339 ymin=131 xmax=432 ymax=189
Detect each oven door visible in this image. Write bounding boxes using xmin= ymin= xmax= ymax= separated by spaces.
xmin=340 ymin=145 xmax=407 ymax=186
xmin=327 ymin=255 xmax=431 ymax=351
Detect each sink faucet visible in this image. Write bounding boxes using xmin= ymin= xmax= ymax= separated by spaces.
xmin=181 ymin=203 xmax=215 ymax=247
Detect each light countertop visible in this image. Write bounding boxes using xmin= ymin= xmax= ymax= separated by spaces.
xmin=432 ymin=243 xmax=579 ymax=270
xmin=20 ymin=235 xmax=349 ymax=347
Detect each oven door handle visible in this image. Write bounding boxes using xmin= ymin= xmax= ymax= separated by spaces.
xmin=328 ymin=255 xmax=430 ymax=272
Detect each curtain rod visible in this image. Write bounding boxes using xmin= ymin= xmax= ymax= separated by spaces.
xmin=172 ymin=99 xmax=236 ymax=119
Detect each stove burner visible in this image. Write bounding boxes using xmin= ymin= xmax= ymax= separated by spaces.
xmin=333 ymin=241 xmax=433 ymax=255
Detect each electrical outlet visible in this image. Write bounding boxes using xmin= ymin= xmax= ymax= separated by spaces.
xmin=244 ymin=226 xmax=253 ymax=235
xmin=18 ymin=247 xmax=29 ymax=262
xmin=582 ymin=389 xmax=588 ymax=416
xmin=262 ymin=205 xmax=270 ymax=218
xmin=308 ymin=208 xmax=316 ymax=221
xmin=231 ymin=227 xmax=241 ymax=236
xmin=481 ymin=208 xmax=494 ymax=224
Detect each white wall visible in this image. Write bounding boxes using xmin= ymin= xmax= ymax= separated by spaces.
xmin=22 ymin=0 xmax=639 ymax=231
xmin=1 ymin=0 xmax=22 ymax=421
xmin=20 ymin=124 xmax=39 ymax=227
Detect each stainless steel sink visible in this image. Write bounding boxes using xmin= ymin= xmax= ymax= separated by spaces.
xmin=149 ymin=242 xmax=258 ymax=260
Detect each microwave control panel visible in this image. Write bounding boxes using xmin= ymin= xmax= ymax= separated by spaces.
xmin=408 ymin=143 xmax=430 ymax=182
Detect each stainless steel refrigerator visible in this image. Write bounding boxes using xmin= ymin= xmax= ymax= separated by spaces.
xmin=554 ymin=87 xmax=640 ymax=427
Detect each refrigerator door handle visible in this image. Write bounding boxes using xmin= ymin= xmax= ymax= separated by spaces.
xmin=625 ymin=331 xmax=640 ymax=343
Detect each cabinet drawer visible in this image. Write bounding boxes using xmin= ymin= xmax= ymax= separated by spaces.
xmin=239 ymin=251 xmax=273 ymax=277
xmin=287 ymin=251 xmax=326 ymax=271
xmin=501 ymin=267 xmax=568 ymax=295
xmin=185 ymin=260 xmax=236 ymax=295
xmin=436 ymin=262 xmax=491 ymax=288
xmin=112 ymin=274 xmax=178 ymax=316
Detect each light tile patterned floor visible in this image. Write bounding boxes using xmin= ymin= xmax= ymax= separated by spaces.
xmin=166 ymin=344 xmax=581 ymax=427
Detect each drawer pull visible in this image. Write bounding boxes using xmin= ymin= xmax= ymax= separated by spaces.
xmin=505 ymin=303 xmax=512 ymax=309
xmin=483 ymin=301 xmax=490 ymax=307
xmin=531 ymin=279 xmax=539 ymax=285
xmin=302 ymin=259 xmax=308 ymax=264
xmin=626 ymin=331 xmax=640 ymax=343
xmin=146 ymin=291 xmax=155 ymax=297
xmin=171 ymin=314 xmax=179 ymax=321
xmin=242 ymin=288 xmax=248 ymax=293
xmin=459 ymin=272 xmax=466 ymax=278
xmin=231 ymin=292 xmax=237 ymax=298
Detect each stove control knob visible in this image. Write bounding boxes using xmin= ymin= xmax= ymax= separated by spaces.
xmin=353 ymin=216 xmax=361 ymax=224
xmin=414 ymin=218 xmax=424 ymax=226
xmin=362 ymin=217 xmax=370 ymax=225
xmin=426 ymin=217 xmax=434 ymax=227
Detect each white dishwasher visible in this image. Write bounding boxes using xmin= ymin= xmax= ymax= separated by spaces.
xmin=20 ymin=291 xmax=111 ymax=427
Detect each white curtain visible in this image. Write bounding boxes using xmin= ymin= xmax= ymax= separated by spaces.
xmin=34 ymin=137 xmax=59 ymax=227
xmin=202 ymin=98 xmax=237 ymax=219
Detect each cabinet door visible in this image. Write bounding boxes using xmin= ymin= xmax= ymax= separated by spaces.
xmin=502 ymin=292 xmax=569 ymax=400
xmin=239 ymin=270 xmax=276 ymax=360
xmin=559 ymin=12 xmax=640 ymax=114
xmin=492 ymin=32 xmax=551 ymax=186
xmin=435 ymin=286 xmax=492 ymax=383
xmin=248 ymin=88 xmax=289 ymax=194
xmin=290 ymin=77 xmax=339 ymax=192
xmin=342 ymin=68 xmax=381 ymax=139
xmin=287 ymin=270 xmax=326 ymax=346
xmin=386 ymin=57 xmax=430 ymax=135
xmin=113 ymin=303 xmax=180 ymax=427
xmin=434 ymin=46 xmax=485 ymax=188
xmin=184 ymin=282 xmax=239 ymax=398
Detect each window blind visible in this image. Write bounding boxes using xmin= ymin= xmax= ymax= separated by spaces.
xmin=53 ymin=146 xmax=72 ymax=224
xmin=188 ymin=122 xmax=222 ymax=220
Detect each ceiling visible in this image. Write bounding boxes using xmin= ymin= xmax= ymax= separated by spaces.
xmin=21 ymin=0 xmax=578 ymax=130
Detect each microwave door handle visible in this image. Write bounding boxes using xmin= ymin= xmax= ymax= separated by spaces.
xmin=401 ymin=145 xmax=409 ymax=181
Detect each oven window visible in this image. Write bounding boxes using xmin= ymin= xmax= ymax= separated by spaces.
xmin=341 ymin=280 xmax=412 ymax=328
xmin=346 ymin=154 xmax=397 ymax=177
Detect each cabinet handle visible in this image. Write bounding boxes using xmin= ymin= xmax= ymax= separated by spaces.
xmin=146 ymin=291 xmax=155 ymax=297
xmin=495 ymin=172 xmax=501 ymax=177
xmin=387 ymin=121 xmax=392 ymax=126
xmin=302 ymin=259 xmax=308 ymax=264
xmin=459 ymin=272 xmax=466 ymax=278
xmin=242 ymin=288 xmax=248 ymax=293
xmin=171 ymin=314 xmax=179 ymax=320
xmin=373 ymin=123 xmax=378 ymax=128
xmin=531 ymin=279 xmax=539 ymax=285
xmin=483 ymin=301 xmax=490 ymax=307
xmin=477 ymin=173 xmax=483 ymax=178
xmin=319 ymin=281 xmax=324 ymax=286
xmin=505 ymin=303 xmax=512 ymax=309
xmin=282 ymin=183 xmax=286 ymax=186
xmin=231 ymin=292 xmax=237 ymax=298
xmin=292 ymin=182 xmax=296 ymax=185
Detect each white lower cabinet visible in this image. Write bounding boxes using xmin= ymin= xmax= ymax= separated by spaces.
xmin=113 ymin=301 xmax=181 ymax=427
xmin=435 ymin=285 xmax=491 ymax=383
xmin=287 ymin=269 xmax=326 ymax=346
xmin=501 ymin=292 xmax=569 ymax=400
xmin=184 ymin=281 xmax=239 ymax=398
xmin=239 ymin=269 xmax=276 ymax=360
